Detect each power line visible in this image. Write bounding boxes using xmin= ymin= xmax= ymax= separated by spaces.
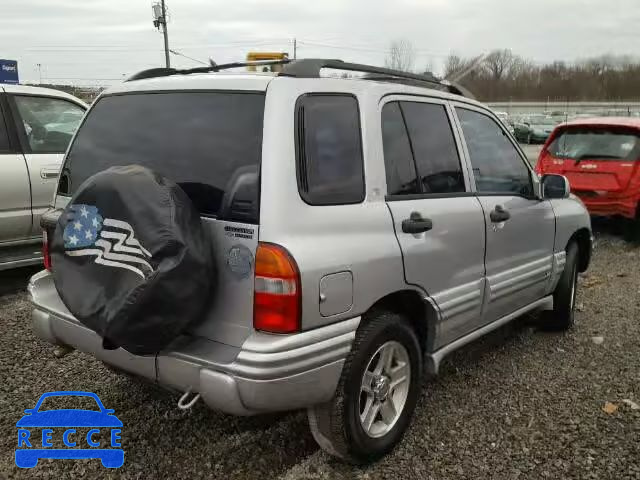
xmin=23 ymin=40 xmax=292 ymax=52
xmin=169 ymin=49 xmax=208 ymax=65
xmin=297 ymin=40 xmax=451 ymax=58
xmin=42 ymin=77 xmax=123 ymax=81
xmin=297 ymin=40 xmax=388 ymax=54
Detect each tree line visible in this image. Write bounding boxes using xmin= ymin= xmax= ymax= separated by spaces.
xmin=386 ymin=43 xmax=640 ymax=102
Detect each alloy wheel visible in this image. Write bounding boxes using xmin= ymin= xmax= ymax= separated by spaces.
xmin=359 ymin=341 xmax=411 ymax=438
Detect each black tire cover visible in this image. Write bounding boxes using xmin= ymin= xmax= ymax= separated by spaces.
xmin=51 ymin=165 xmax=215 ymax=355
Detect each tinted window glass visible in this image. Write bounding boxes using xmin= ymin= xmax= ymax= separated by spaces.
xmin=381 ymin=102 xmax=420 ymax=196
xmin=297 ymin=95 xmax=364 ymax=205
xmin=0 ymin=106 xmax=10 ymax=152
xmin=400 ymin=102 xmax=465 ymax=194
xmin=14 ymin=95 xmax=85 ymax=153
xmin=64 ymin=92 xmax=265 ymax=223
xmin=548 ymin=127 xmax=640 ymax=161
xmin=457 ymin=108 xmax=532 ymax=196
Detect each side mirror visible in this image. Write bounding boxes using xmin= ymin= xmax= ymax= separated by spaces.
xmin=542 ymin=174 xmax=570 ymax=199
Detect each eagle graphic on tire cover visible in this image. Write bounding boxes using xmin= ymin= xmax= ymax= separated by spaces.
xmin=63 ymin=204 xmax=153 ymax=279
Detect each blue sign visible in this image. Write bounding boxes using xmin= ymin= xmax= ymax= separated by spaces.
xmin=0 ymin=59 xmax=19 ymax=84
xmin=15 ymin=391 xmax=124 ymax=469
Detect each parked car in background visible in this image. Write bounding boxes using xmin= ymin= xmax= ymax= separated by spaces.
xmin=0 ymin=84 xmax=86 ymax=270
xmin=493 ymin=110 xmax=514 ymax=134
xmin=536 ymin=117 xmax=640 ymax=240
xmin=514 ymin=116 xmax=557 ymax=144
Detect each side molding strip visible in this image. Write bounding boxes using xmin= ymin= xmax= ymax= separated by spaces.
xmin=424 ymin=295 xmax=553 ymax=375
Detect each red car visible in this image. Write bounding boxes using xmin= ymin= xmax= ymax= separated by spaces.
xmin=536 ymin=117 xmax=640 ymax=240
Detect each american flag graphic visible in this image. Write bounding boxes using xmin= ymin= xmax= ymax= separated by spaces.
xmin=63 ymin=204 xmax=153 ymax=279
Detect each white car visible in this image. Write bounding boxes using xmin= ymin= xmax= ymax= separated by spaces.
xmin=0 ymin=84 xmax=86 ymax=270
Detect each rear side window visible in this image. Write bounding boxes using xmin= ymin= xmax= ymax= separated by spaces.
xmin=548 ymin=127 xmax=640 ymax=161
xmin=381 ymin=102 xmax=420 ymax=196
xmin=63 ymin=92 xmax=265 ymax=224
xmin=296 ymin=94 xmax=364 ymax=205
xmin=400 ymin=102 xmax=465 ymax=194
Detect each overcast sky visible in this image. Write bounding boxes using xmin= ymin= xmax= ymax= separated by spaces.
xmin=2 ymin=0 xmax=639 ymax=86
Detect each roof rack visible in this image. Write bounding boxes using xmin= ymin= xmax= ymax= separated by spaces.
xmin=279 ymin=59 xmax=436 ymax=81
xmin=126 ymin=58 xmax=472 ymax=98
xmin=278 ymin=59 xmax=472 ymax=97
xmin=126 ymin=59 xmax=291 ymax=81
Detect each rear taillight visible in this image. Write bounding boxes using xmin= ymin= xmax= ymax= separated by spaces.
xmin=253 ymin=242 xmax=301 ymax=334
xmin=42 ymin=230 xmax=52 ymax=271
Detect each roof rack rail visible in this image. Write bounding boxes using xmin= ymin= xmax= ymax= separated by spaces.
xmin=280 ymin=59 xmax=437 ymax=82
xmin=126 ymin=59 xmax=291 ymax=81
xmin=126 ymin=57 xmax=473 ymax=98
xmin=278 ymin=59 xmax=473 ymax=98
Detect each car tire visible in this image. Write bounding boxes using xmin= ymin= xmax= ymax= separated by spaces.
xmin=623 ymin=210 xmax=640 ymax=244
xmin=541 ymin=242 xmax=579 ymax=331
xmin=307 ymin=311 xmax=422 ymax=464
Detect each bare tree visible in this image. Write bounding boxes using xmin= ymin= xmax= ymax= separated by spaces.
xmin=443 ymin=54 xmax=467 ymax=78
xmin=444 ymin=54 xmax=486 ymax=83
xmin=385 ymin=39 xmax=416 ymax=72
xmin=422 ymin=59 xmax=434 ymax=76
xmin=483 ymin=49 xmax=517 ymax=81
xmin=441 ymin=50 xmax=640 ymax=102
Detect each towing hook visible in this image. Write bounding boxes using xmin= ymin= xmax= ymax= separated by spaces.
xmin=53 ymin=345 xmax=74 ymax=358
xmin=177 ymin=388 xmax=201 ymax=410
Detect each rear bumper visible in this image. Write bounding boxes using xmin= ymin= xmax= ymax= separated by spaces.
xmin=577 ymin=195 xmax=638 ymax=219
xmin=29 ymin=271 xmax=358 ymax=416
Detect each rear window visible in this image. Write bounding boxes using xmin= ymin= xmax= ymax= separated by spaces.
xmin=548 ymin=127 xmax=640 ymax=161
xmin=62 ymin=92 xmax=265 ymax=224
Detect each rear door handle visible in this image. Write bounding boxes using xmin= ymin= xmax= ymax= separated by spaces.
xmin=402 ymin=212 xmax=433 ymax=234
xmin=490 ymin=205 xmax=511 ymax=223
xmin=40 ymin=168 xmax=59 ymax=180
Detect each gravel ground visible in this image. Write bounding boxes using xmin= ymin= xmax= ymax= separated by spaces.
xmin=1 ymin=230 xmax=639 ymax=480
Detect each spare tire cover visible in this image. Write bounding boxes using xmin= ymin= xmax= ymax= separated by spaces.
xmin=51 ymin=165 xmax=215 ymax=355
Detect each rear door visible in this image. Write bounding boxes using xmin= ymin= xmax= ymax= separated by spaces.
xmin=542 ymin=125 xmax=640 ymax=194
xmin=8 ymin=94 xmax=85 ymax=237
xmin=60 ymin=90 xmax=265 ymax=348
xmin=454 ymin=105 xmax=555 ymax=323
xmin=0 ymin=89 xmax=32 ymax=243
xmin=382 ymin=97 xmax=486 ymax=348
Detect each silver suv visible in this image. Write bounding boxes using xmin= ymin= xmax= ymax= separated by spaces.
xmin=29 ymin=59 xmax=592 ymax=463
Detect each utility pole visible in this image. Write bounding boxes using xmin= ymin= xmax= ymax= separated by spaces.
xmin=293 ymin=38 xmax=297 ymax=60
xmin=37 ymin=63 xmax=42 ymax=84
xmin=161 ymin=0 xmax=170 ymax=68
xmin=152 ymin=2 xmax=170 ymax=68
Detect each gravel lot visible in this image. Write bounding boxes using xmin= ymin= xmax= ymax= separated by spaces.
xmin=1 ymin=228 xmax=639 ymax=480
